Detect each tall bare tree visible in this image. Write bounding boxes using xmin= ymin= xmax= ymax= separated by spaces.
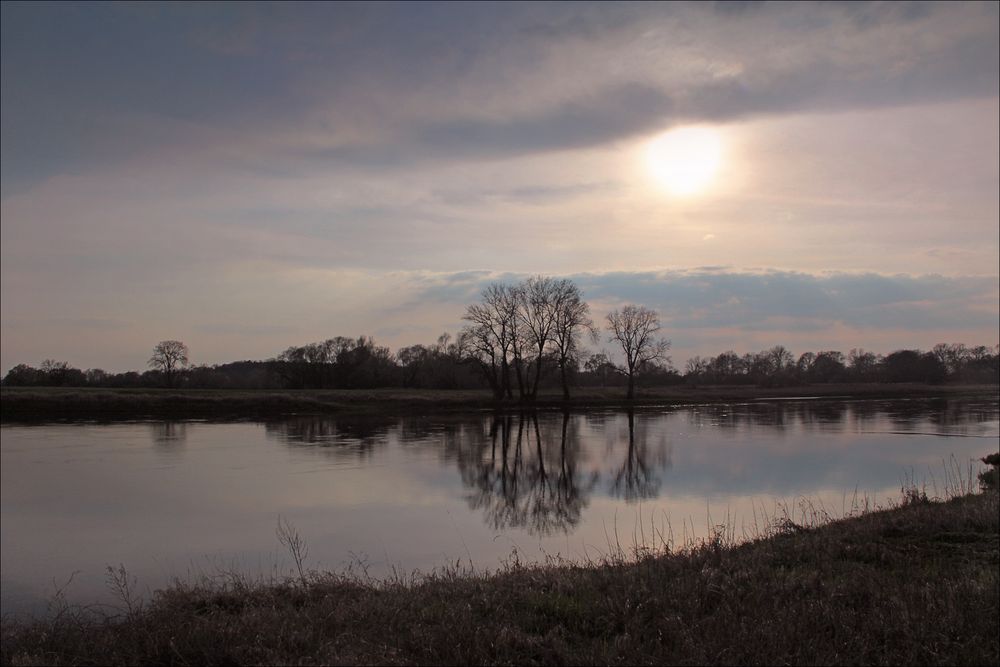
xmin=460 ymin=276 xmax=595 ymax=401
xmin=606 ymin=305 xmax=670 ymax=399
xmin=460 ymin=283 xmax=519 ymax=399
xmin=517 ymin=276 xmax=560 ymax=400
xmin=148 ymin=340 xmax=189 ymax=388
xmin=550 ymin=280 xmax=597 ymax=399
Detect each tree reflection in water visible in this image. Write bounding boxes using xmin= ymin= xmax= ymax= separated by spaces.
xmin=149 ymin=421 xmax=188 ymax=463
xmin=150 ymin=421 xmax=187 ymax=446
xmin=609 ymin=410 xmax=672 ymax=502
xmin=680 ymin=399 xmax=999 ymax=437
xmin=263 ymin=411 xmax=676 ymax=535
xmin=253 ymin=400 xmax=1000 ymax=535
xmin=265 ymin=415 xmax=400 ymax=460
xmin=461 ymin=412 xmax=599 ymax=537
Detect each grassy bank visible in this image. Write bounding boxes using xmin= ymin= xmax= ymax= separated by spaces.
xmin=2 ymin=383 xmax=996 ymax=421
xmin=2 ymin=490 xmax=997 ymax=666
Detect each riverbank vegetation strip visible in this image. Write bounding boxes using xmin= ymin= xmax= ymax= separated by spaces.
xmin=2 ymin=383 xmax=996 ymax=421
xmin=2 ymin=490 xmax=997 ymax=666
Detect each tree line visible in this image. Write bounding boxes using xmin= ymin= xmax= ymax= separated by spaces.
xmin=684 ymin=343 xmax=999 ymax=386
xmin=3 ymin=277 xmax=998 ymax=393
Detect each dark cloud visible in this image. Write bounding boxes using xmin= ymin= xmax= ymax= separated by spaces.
xmin=294 ymin=3 xmax=999 ymax=168
xmin=841 ymin=1 xmax=936 ymax=29
xmin=413 ymin=269 xmax=1000 ymax=335
xmin=431 ymin=181 xmax=621 ymax=207
xmin=3 ymin=2 xmax=997 ymax=189
xmin=293 ymin=83 xmax=672 ymax=169
xmin=401 ymin=271 xmax=521 ymax=307
xmin=415 ymin=84 xmax=673 ymax=157
xmin=0 ymin=3 xmax=304 ymax=193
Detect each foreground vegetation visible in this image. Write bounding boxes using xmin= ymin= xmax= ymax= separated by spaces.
xmin=2 ymin=487 xmax=997 ymax=666
xmin=2 ymin=383 xmax=996 ymax=421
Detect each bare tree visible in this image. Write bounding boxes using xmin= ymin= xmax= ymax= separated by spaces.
xmin=584 ymin=351 xmax=617 ymax=387
xmin=606 ymin=305 xmax=670 ymax=399
xmin=460 ymin=283 xmax=519 ymax=399
xmin=40 ymin=359 xmax=72 ymax=385
xmin=932 ymin=343 xmax=970 ymax=378
xmin=765 ymin=345 xmax=794 ymax=376
xmin=460 ymin=276 xmax=595 ymax=401
xmin=685 ymin=356 xmax=707 ymax=377
xmin=148 ymin=340 xmax=189 ymax=388
xmin=550 ymin=280 xmax=597 ymax=399
xmin=517 ymin=276 xmax=560 ymax=400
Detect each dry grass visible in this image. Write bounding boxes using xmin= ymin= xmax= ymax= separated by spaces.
xmin=3 ymin=488 xmax=997 ymax=666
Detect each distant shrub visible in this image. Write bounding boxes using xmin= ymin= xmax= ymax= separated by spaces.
xmin=979 ymin=452 xmax=999 ymax=492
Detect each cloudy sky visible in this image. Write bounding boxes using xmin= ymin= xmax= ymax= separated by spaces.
xmin=2 ymin=1 xmax=997 ymax=372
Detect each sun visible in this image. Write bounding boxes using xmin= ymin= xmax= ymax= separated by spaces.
xmin=645 ymin=126 xmax=723 ymax=196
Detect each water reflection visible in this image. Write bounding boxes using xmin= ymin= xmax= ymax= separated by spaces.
xmin=263 ymin=410 xmax=674 ymax=534
xmin=457 ymin=412 xmax=600 ymax=536
xmin=150 ymin=421 xmax=187 ymax=463
xmin=264 ymin=415 xmax=399 ymax=459
xmin=678 ymin=398 xmax=999 ymax=436
xmin=849 ymin=401 xmax=880 ymax=431
xmin=685 ymin=403 xmax=792 ymax=430
xmin=150 ymin=421 xmax=187 ymax=445
xmin=3 ymin=397 xmax=998 ymax=617
xmin=610 ymin=411 xmax=672 ymax=502
xmin=160 ymin=400 xmax=999 ymax=530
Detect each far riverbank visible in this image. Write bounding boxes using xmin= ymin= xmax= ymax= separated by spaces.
xmin=1 ymin=383 xmax=996 ymax=421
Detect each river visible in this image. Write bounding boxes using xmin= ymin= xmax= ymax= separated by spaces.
xmin=2 ymin=397 xmax=997 ymax=616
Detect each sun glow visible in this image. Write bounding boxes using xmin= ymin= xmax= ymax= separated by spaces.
xmin=646 ymin=126 xmax=723 ymax=196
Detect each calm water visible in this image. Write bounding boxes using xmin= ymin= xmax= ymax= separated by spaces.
xmin=2 ymin=398 xmax=998 ymax=616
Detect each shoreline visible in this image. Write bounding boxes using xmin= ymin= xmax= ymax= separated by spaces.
xmin=1 ymin=383 xmax=997 ymax=422
xmin=2 ymin=491 xmax=996 ymax=665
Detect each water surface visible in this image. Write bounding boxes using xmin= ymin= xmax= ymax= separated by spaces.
xmin=2 ymin=398 xmax=997 ymax=615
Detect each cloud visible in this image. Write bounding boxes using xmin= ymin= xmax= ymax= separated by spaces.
xmin=1 ymin=265 xmax=996 ymax=373
xmin=3 ymin=2 xmax=997 ymax=189
xmin=284 ymin=1 xmax=998 ymax=170
xmin=287 ymin=82 xmax=673 ymax=169
xmin=414 ymin=84 xmax=672 ymax=159
xmin=1 ymin=4 xmax=997 ymax=372
xmin=431 ymin=181 xmax=622 ymax=207
xmin=410 ymin=268 xmax=1000 ymax=338
xmin=195 ymin=323 xmax=300 ymax=337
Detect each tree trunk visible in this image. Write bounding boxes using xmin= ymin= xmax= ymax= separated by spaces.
xmin=560 ymin=360 xmax=570 ymax=400
xmin=483 ymin=360 xmax=503 ymax=400
xmin=530 ymin=352 xmax=544 ymax=400
xmin=501 ymin=355 xmax=512 ymax=399
xmin=514 ymin=358 xmax=526 ymax=400
xmin=489 ymin=374 xmax=503 ymax=400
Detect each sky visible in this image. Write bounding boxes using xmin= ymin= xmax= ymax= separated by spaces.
xmin=2 ymin=1 xmax=998 ymax=373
